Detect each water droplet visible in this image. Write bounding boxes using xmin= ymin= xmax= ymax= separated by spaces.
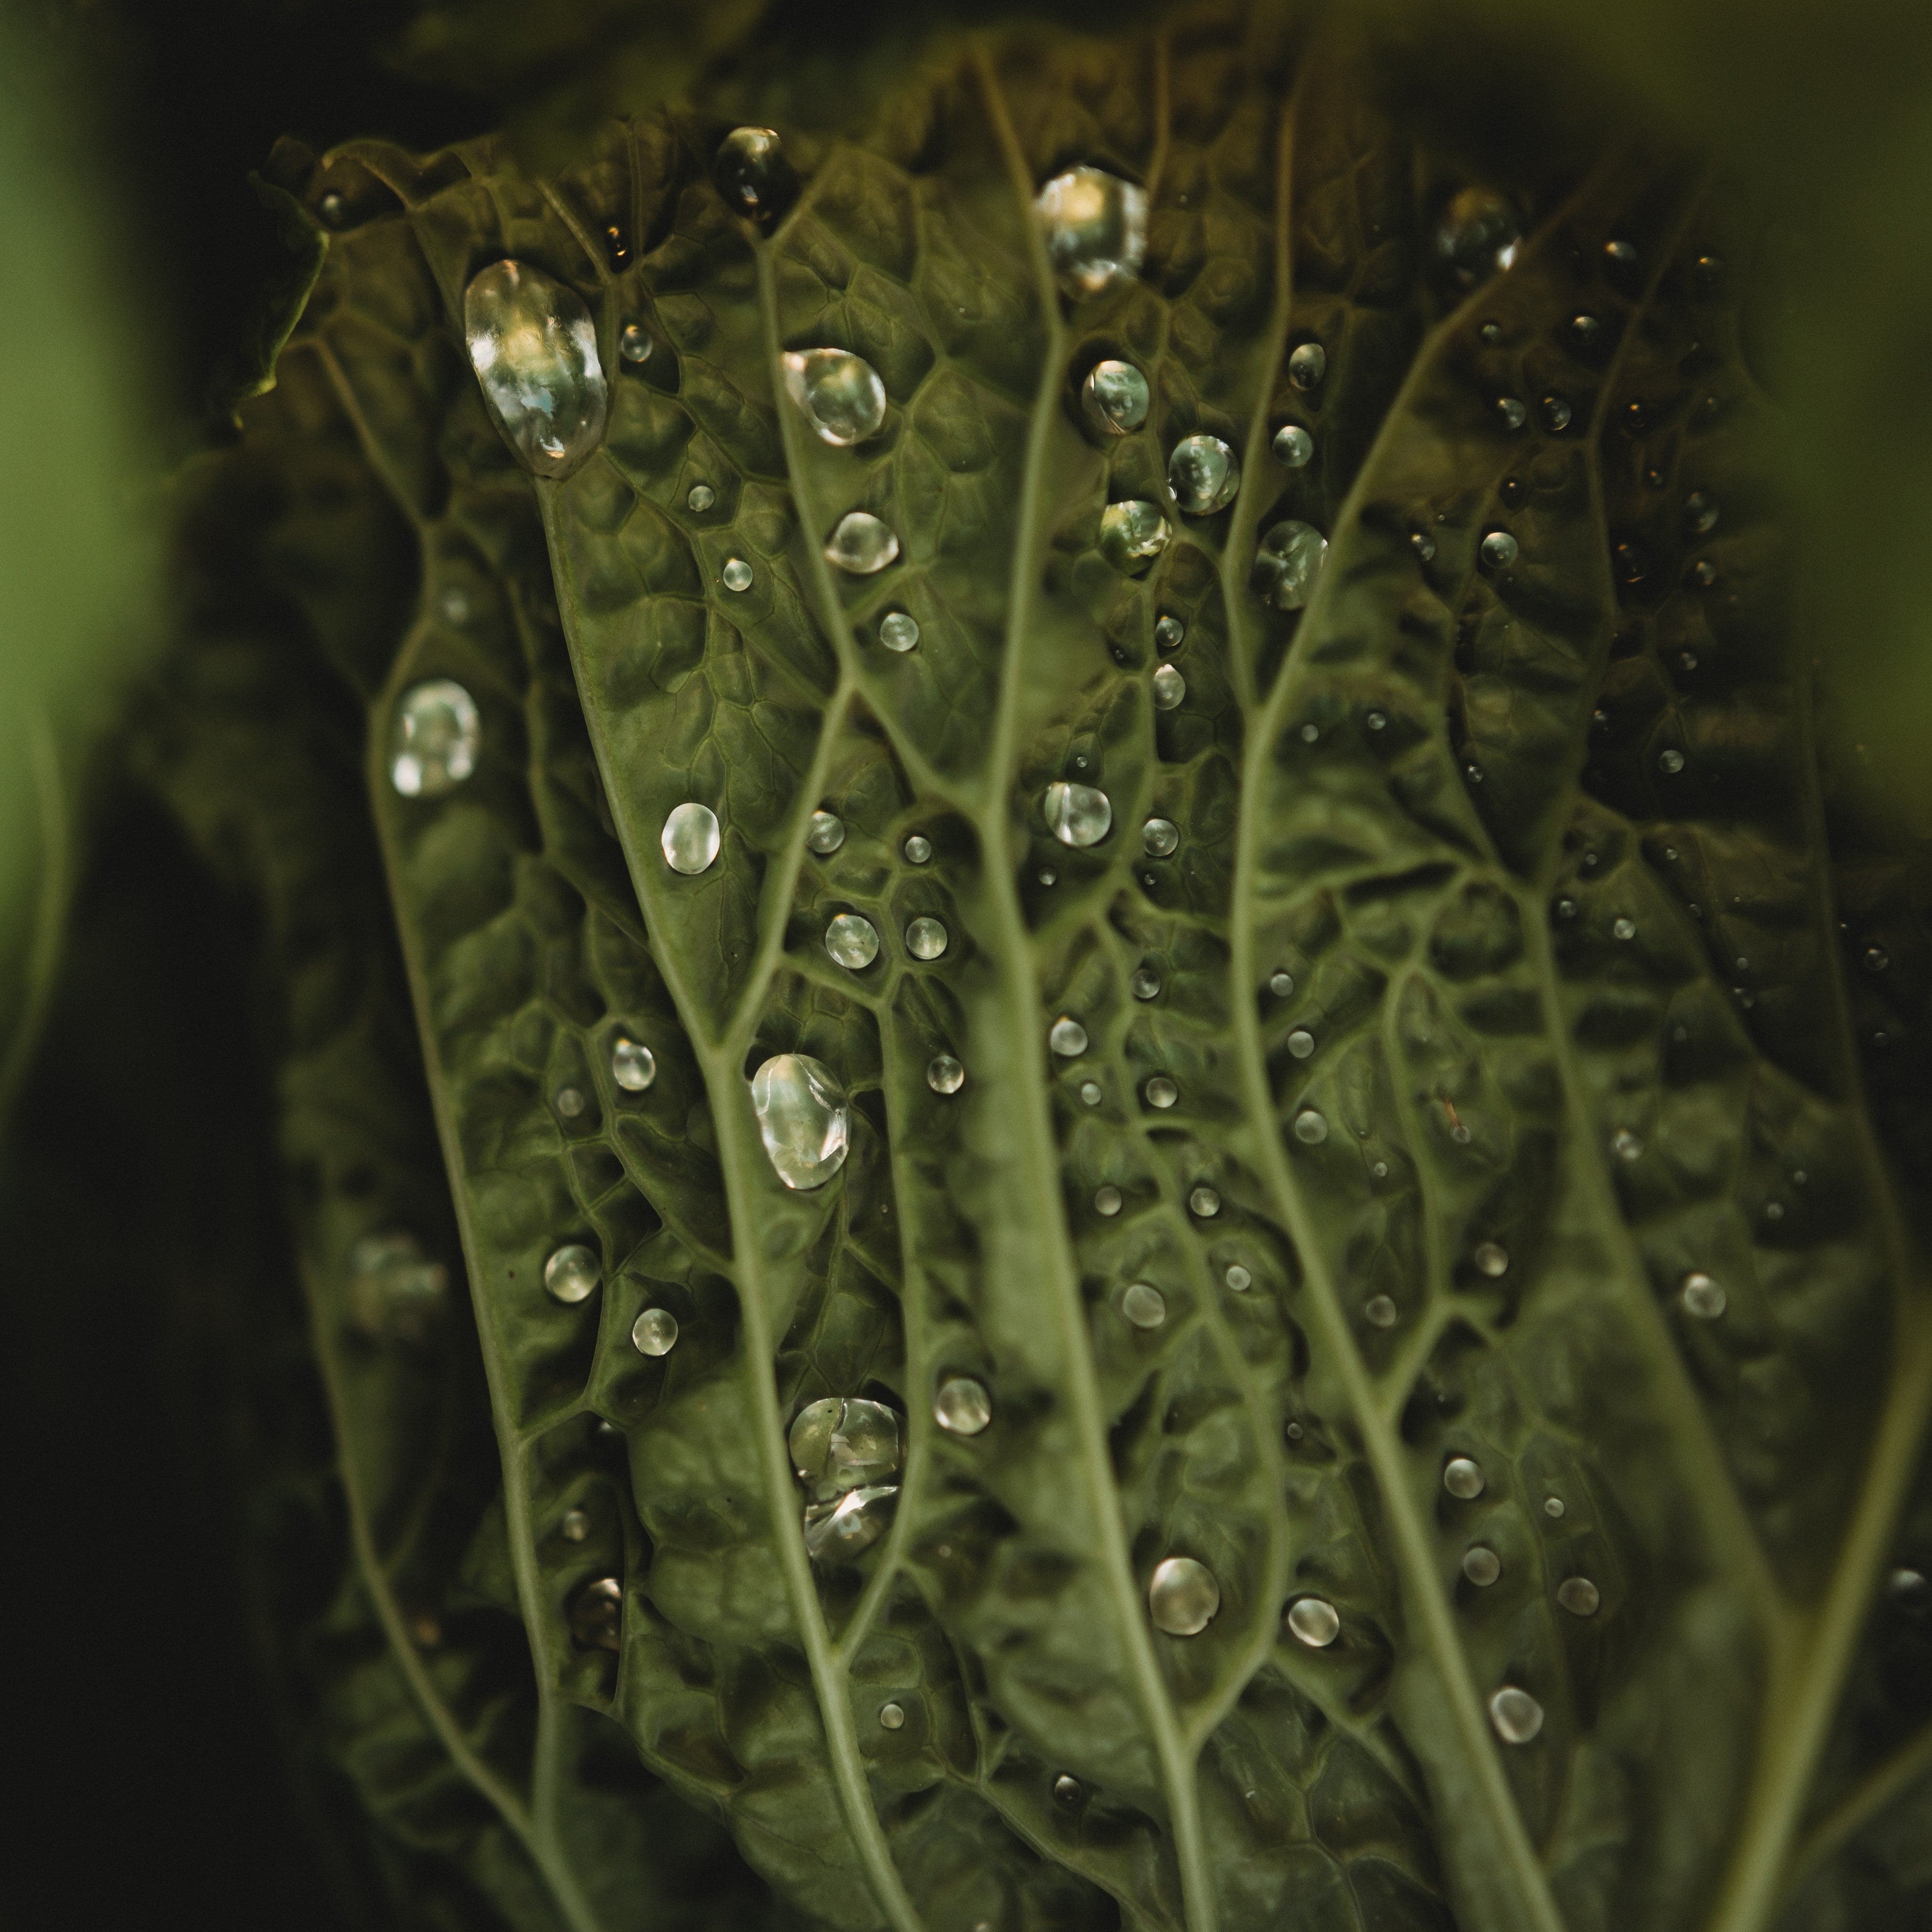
xmin=1544 ymin=1496 xmax=1566 ymax=1519
xmin=1286 ymin=1027 xmax=1315 ymax=1060
xmin=1480 ymin=529 xmax=1519 ymax=570
xmin=1558 ymin=1576 xmax=1601 ymax=1617
xmin=750 ymin=1053 xmax=850 ymax=1190
xmin=1144 ymin=1076 xmax=1178 ymax=1110
xmin=1680 ymin=1270 xmax=1726 ymax=1318
xmin=806 ymin=809 xmax=845 ymax=855
xmin=824 ymin=511 xmax=900 ymax=575
xmin=722 ymin=557 xmax=754 ymax=592
xmin=1121 ymin=1281 xmax=1168 ymax=1328
xmin=1569 ymin=313 xmax=1603 ymax=350
xmin=463 ymin=261 xmax=609 ymax=479
xmin=1613 ymin=916 xmax=1637 ymax=941
xmin=1154 ymin=614 xmax=1185 ymax=652
xmin=1225 ymin=1264 xmax=1252 ymax=1292
xmin=1035 ymin=166 xmax=1148 ymax=298
xmin=611 ymin=1038 xmax=656 ymax=1092
xmin=1273 ymin=423 xmax=1314 ymax=467
xmin=1463 ymin=1546 xmax=1501 ymax=1587
xmin=1411 ymin=528 xmax=1437 ymax=562
xmin=390 ymin=680 xmax=480 ymax=797
xmin=1039 ymin=869 xmax=1056 ymax=886
xmin=1053 ymin=1774 xmax=1083 ymax=1805
xmin=1286 ymin=1596 xmax=1340 ymax=1647
xmin=1479 ymin=321 xmax=1503 ymax=345
xmin=1050 ymin=1017 xmax=1088 ymax=1057
xmin=1094 ymin=1185 xmax=1123 ymax=1216
xmin=1890 ymin=1568 xmax=1931 ymax=1611
xmin=1255 ymin=519 xmax=1328 ymax=612
xmin=555 ymin=1086 xmax=586 ymax=1119
xmin=1143 ymin=817 xmax=1179 ymax=858
xmin=1168 ymin=434 xmax=1241 ymax=515
xmin=825 ymin=914 xmax=880 ymax=970
xmin=1443 ymin=1457 xmax=1485 ymax=1499
xmin=438 ymin=584 xmax=471 ymax=625
xmin=1189 ymin=1186 xmax=1220 ymax=1218
xmin=1081 ymin=358 xmax=1150 ymax=436
xmin=1611 ymin=1128 xmax=1642 ymax=1162
xmin=876 ymin=612 xmax=920 ymax=655
xmin=1099 ymin=500 xmax=1170 ymax=574
xmin=926 ymin=1054 xmax=965 ymax=1095
xmin=1683 ymin=490 xmax=1719 ymax=536
xmin=1371 ymin=1160 xmax=1389 ymax=1178
xmin=802 ymin=1485 xmax=898 ymax=1563
xmin=544 ymin=1243 xmax=600 ymax=1304
xmin=561 ymin=1507 xmax=590 ymax=1543
xmin=1364 ymin=1294 xmax=1399 ymax=1328
xmin=661 ymin=802 xmax=721 ymax=875
xmin=1495 ymin=397 xmax=1527 ymax=432
xmin=1131 ymin=967 xmax=1161 ymax=1000
xmin=347 ymin=1231 xmax=448 ymax=1340
xmin=906 ymin=917 xmax=948 ymax=961
xmin=1149 ymin=665 xmax=1188 ymax=715
xmin=1288 ymin=341 xmax=1327 ymax=389
xmin=1148 ymin=1556 xmax=1220 ymax=1635
xmin=934 ymin=1375 xmax=992 ymax=1436
xmin=1079 ymin=1081 xmax=1102 ymax=1106
xmin=318 ymin=190 xmax=346 ymax=225
xmin=1043 ymin=781 xmax=1113 ymax=847
xmin=1538 ymin=392 xmax=1574 ymax=434
xmin=1689 ymin=558 xmax=1719 ymax=590
xmin=570 ymin=1576 xmax=623 ymax=1651
xmin=1292 ymin=1109 xmax=1327 ymax=1145
xmin=715 ymin=126 xmax=797 ymax=225
xmin=1285 ymin=1419 xmax=1305 ymax=1440
xmin=1865 ymin=945 xmax=1891 ymax=973
xmin=783 ymin=348 xmax=887 ymax=446
xmin=687 ymin=482 xmax=716 ymax=512
xmin=618 ymin=323 xmax=652 ymax=364
xmin=878 ymin=1701 xmax=906 ymax=1730
xmin=1436 ymin=187 xmax=1522 ymax=285
xmin=1269 ymin=971 xmax=1294 ymax=997
xmin=1489 ymin=1687 xmax=1544 ymax=1744
xmin=791 ymin=1396 xmax=902 ymax=1501
xmin=631 ymin=1307 xmax=679 ymax=1356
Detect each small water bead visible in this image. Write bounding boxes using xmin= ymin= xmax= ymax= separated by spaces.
xmin=878 ymin=1702 xmax=906 ymax=1731
xmin=1284 ymin=1420 xmax=1304 ymax=1440
xmin=1890 ymin=1568 xmax=1931 ymax=1611
xmin=935 ymin=1375 xmax=992 ymax=1436
xmin=906 ymin=917 xmax=948 ymax=961
xmin=318 ymin=189 xmax=347 ymax=225
xmin=1054 ymin=1775 xmax=1083 ymax=1806
xmin=1154 ymin=614 xmax=1185 ymax=652
xmin=611 ymin=1038 xmax=655 ymax=1092
xmin=661 ymin=802 xmax=721 ymax=875
xmin=826 ymin=914 xmax=880 ymax=970
xmin=1168 ymin=433 xmax=1241 ymax=515
xmin=544 ymin=1244 xmax=601 ymax=1305
xmin=1150 ymin=664 xmax=1187 ymax=713
xmin=1558 ymin=1576 xmax=1602 ymax=1617
xmin=1131 ymin=967 xmax=1161 ymax=1000
xmin=1292 ymin=1109 xmax=1327 ymax=1145
xmin=1143 ymin=817 xmax=1179 ymax=858
xmin=570 ymin=1577 xmax=623 ymax=1652
xmin=879 ymin=611 xmax=919 ymax=652
xmin=1364 ymin=1295 xmax=1399 ymax=1328
xmin=618 ymin=323 xmax=652 ymax=364
xmin=1371 ymin=1160 xmax=1389 ymax=1179
xmin=438 ymin=584 xmax=471 ymax=625
xmin=1538 ymin=393 xmax=1573 ymax=433
xmin=1225 ymin=1265 xmax=1253 ymax=1292
xmin=1094 ymin=1185 xmax=1123 ymax=1216
xmin=463 ymin=261 xmax=609 ymax=479
xmin=926 ymin=1054 xmax=965 ymax=1095
xmin=806 ymin=809 xmax=845 ymax=854
xmin=1544 ymin=1497 xmax=1566 ymax=1519
xmin=1495 ymin=396 xmax=1527 ymax=432
xmin=1035 ymin=165 xmax=1148 ymax=299
xmin=824 ymin=512 xmax=900 ymax=575
xmin=1287 ymin=1596 xmax=1341 ymax=1648
xmin=1436 ymin=187 xmax=1521 ymax=284
xmin=555 ymin=1086 xmax=586 ymax=1120
xmin=1080 ymin=1081 xmax=1103 ymax=1106
xmin=631 ymin=1307 xmax=679 ymax=1356
xmin=1689 ymin=558 xmax=1719 ymax=589
xmin=1463 ymin=1546 xmax=1502 ymax=1587
xmin=1569 ymin=313 xmax=1604 ymax=350
xmin=1145 ymin=1077 xmax=1179 ymax=1110
xmin=686 ymin=483 xmax=716 ymax=513
xmin=1680 ymin=1270 xmax=1727 ymax=1319
xmin=1049 ymin=1017 xmax=1089 ymax=1057
xmin=390 ymin=680 xmax=480 ymax=797
xmin=1269 ymin=970 xmax=1295 ymax=997
xmin=1286 ymin=1028 xmax=1315 ymax=1060
xmin=561 ymin=1508 xmax=590 ymax=1543
xmin=1272 ymin=423 xmax=1314 ymax=468
xmin=722 ymin=557 xmax=754 ymax=592
xmin=1255 ymin=520 xmax=1327 ymax=610
xmin=1121 ymin=1281 xmax=1168 ymax=1328
xmin=782 ymin=348 xmax=887 ymax=446
xmin=1480 ymin=529 xmax=1519 ymax=570
xmin=1682 ymin=489 xmax=1721 ymax=537
xmin=1044 ymin=781 xmax=1113 ymax=847
xmin=1658 ymin=749 xmax=1686 ymax=776
xmin=1489 ymin=1687 xmax=1544 ymax=1745
xmin=1612 ymin=1128 xmax=1643 ymax=1161
xmin=750 ymin=1053 xmax=851 ymax=1190
xmin=715 ymin=126 xmax=797 ymax=224
xmin=1865 ymin=945 xmax=1892 ymax=973
xmin=1189 ymin=1186 xmax=1221 ymax=1219
xmin=1081 ymin=358 xmax=1151 ymax=436
xmin=1100 ymin=499 xmax=1170 ymax=574
xmin=1479 ymin=320 xmax=1502 ymax=345
xmin=1148 ymin=1556 xmax=1220 ymax=1635
xmin=1444 ymin=1457 xmax=1485 ymax=1499
xmin=1613 ymin=916 xmax=1638 ymax=941
xmin=1039 ymin=869 xmax=1056 ymax=886
xmin=1288 ymin=341 xmax=1327 ymax=389
xmin=1410 ymin=529 xmax=1437 ymax=563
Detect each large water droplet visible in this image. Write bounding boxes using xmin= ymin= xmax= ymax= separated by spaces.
xmin=784 ymin=349 xmax=886 ymax=446
xmin=1480 ymin=529 xmax=1519 ymax=569
xmin=1188 ymin=1186 xmax=1220 ymax=1219
xmin=1131 ymin=967 xmax=1161 ymax=1000
xmin=878 ymin=1701 xmax=906 ymax=1730
xmin=1443 ymin=1456 xmax=1485 ymax=1499
xmin=1557 ymin=1576 xmax=1601 ymax=1617
xmin=1292 ymin=1108 xmax=1327 ymax=1144
xmin=1540 ymin=392 xmax=1573 ymax=432
xmin=544 ymin=1243 xmax=600 ymax=1304
xmin=1680 ymin=1270 xmax=1727 ymax=1319
xmin=790 ymin=1395 xmax=902 ymax=1499
xmin=631 ymin=1307 xmax=678 ymax=1356
xmin=687 ymin=483 xmax=715 ymax=513
xmin=1255 ymin=520 xmax=1327 ymax=610
xmin=1082 ymin=359 xmax=1150 ymax=436
xmin=1148 ymin=1556 xmax=1220 ymax=1635
xmin=1121 ymin=1281 xmax=1168 ymax=1328
xmin=806 ymin=809 xmax=845 ymax=855
xmin=390 ymin=680 xmax=480 ymax=797
xmin=612 ymin=1038 xmax=655 ymax=1092
xmin=715 ymin=126 xmax=797 ymax=226
xmin=570 ymin=1576 xmax=623 ymax=1651
xmin=1287 ymin=1596 xmax=1340 ymax=1647
xmin=825 ymin=512 xmax=900 ymax=575
xmin=1435 ymin=187 xmax=1521 ymax=285
xmin=1288 ymin=341 xmax=1327 ymax=389
xmin=1489 ymin=1687 xmax=1544 ymax=1744
xmin=463 ymin=261 xmax=609 ymax=479
xmin=1463 ymin=1546 xmax=1501 ymax=1586
xmin=1168 ymin=434 xmax=1241 ymax=515
xmin=1044 ymin=781 xmax=1113 ymax=847
xmin=1145 ymin=1077 xmax=1179 ymax=1110
xmin=825 ymin=914 xmax=880 ymax=970
xmin=902 ymin=833 xmax=933 ymax=865
xmin=750 ymin=1054 xmax=850 ymax=1190
xmin=1053 ymin=1774 xmax=1083 ymax=1805
xmin=906 ymin=917 xmax=948 ymax=961
xmin=927 ymin=1054 xmax=964 ymax=1094
xmin=1143 ymin=818 xmax=1179 ymax=858
xmin=802 ymin=1486 xmax=897 ymax=1563
xmin=1035 ymin=166 xmax=1148 ymax=299
xmin=347 ymin=1231 xmax=448 ymax=1340
xmin=1152 ymin=664 xmax=1185 ymax=710
xmin=661 ymin=802 xmax=721 ymax=874
xmin=1273 ymin=423 xmax=1313 ymax=468
xmin=1100 ymin=500 xmax=1170 ymax=574
xmin=721 ymin=557 xmax=754 ymax=592
xmin=1049 ymin=1017 xmax=1089 ymax=1057
xmin=618 ymin=323 xmax=652 ymax=364
xmin=879 ymin=611 xmax=919 ymax=652
xmin=935 ymin=1376 xmax=992 ymax=1436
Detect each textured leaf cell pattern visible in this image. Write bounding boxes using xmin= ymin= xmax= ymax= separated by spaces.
xmin=143 ymin=10 xmax=1932 ymax=1932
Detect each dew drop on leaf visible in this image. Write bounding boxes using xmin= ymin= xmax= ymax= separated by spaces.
xmin=1287 ymin=1027 xmax=1315 ymax=1060
xmin=902 ymin=834 xmax=932 ymax=865
xmin=1094 ymin=1185 xmax=1123 ymax=1217
xmin=544 ymin=1244 xmax=600 ymax=1305
xmin=926 ymin=1054 xmax=964 ymax=1095
xmin=783 ymin=348 xmax=887 ymax=446
xmin=618 ymin=323 xmax=652 ymax=364
xmin=1489 ymin=1687 xmax=1544 ymax=1744
xmin=660 ymin=802 xmax=721 ymax=874
xmin=935 ymin=1376 xmax=992 ymax=1436
xmin=1148 ymin=1556 xmax=1220 ymax=1635
xmin=1612 ymin=1128 xmax=1643 ymax=1161
xmin=1144 ymin=1076 xmax=1179 ymax=1110
xmin=1081 ymin=358 xmax=1150 ymax=436
xmin=1044 ymin=781 xmax=1112 ymax=847
xmin=1167 ymin=433 xmax=1241 ymax=514
xmin=1154 ymin=613 xmax=1185 ymax=651
xmin=1540 ymin=392 xmax=1573 ymax=432
xmin=1444 ymin=1456 xmax=1485 ymax=1499
xmin=806 ymin=809 xmax=845 ymax=854
xmin=1890 ymin=1568 xmax=1930 ymax=1611
xmin=611 ymin=1038 xmax=655 ymax=1092
xmin=1365 ymin=1294 xmax=1399 ymax=1328
xmin=723 ymin=558 xmax=755 ymax=594
xmin=1558 ymin=1577 xmax=1602 ymax=1617
xmin=686 ymin=483 xmax=715 ymax=512
xmin=1080 ymin=1081 xmax=1102 ymax=1106
xmin=879 ymin=610 xmax=919 ymax=652
xmin=1436 ymin=187 xmax=1521 ymax=284
xmin=569 ymin=1577 xmax=623 ymax=1652
xmin=1287 ymin=1596 xmax=1341 ymax=1647
xmin=1463 ymin=1546 xmax=1502 ymax=1586
xmin=1269 ymin=970 xmax=1295 ymax=996
xmin=1480 ymin=529 xmax=1520 ymax=569
xmin=1053 ymin=1775 xmax=1083 ymax=1805
xmin=1473 ymin=1241 xmax=1509 ymax=1278
xmin=555 ymin=1086 xmax=585 ymax=1120
xmin=462 ymin=261 xmax=608 ymax=478
xmin=1544 ymin=1496 xmax=1566 ymax=1518
xmin=1100 ymin=499 xmax=1170 ymax=574
xmin=1288 ymin=340 xmax=1327 ymax=389
xmin=1255 ymin=520 xmax=1328 ymax=609
xmin=390 ymin=679 xmax=480 ymax=797
xmin=802 ymin=1486 xmax=897 ymax=1564
xmin=790 ymin=1397 xmax=902 ymax=1498
xmin=630 ymin=1307 xmax=678 ymax=1356
xmin=1189 ymin=1186 xmax=1220 ymax=1219
xmin=714 ymin=126 xmax=797 ymax=225
xmin=1613 ymin=916 xmax=1638 ymax=940
xmin=1131 ymin=966 xmax=1161 ymax=999
xmin=1272 ymin=423 xmax=1313 ymax=467
xmin=1034 ymin=166 xmax=1147 ymax=298
xmin=1495 ymin=397 xmax=1527 ymax=432
xmin=824 ymin=511 xmax=900 ymax=575
xmin=560 ymin=1508 xmax=590 ymax=1543
xmin=1121 ymin=1281 xmax=1167 ymax=1328
xmin=750 ymin=1054 xmax=850 ymax=1191
xmin=877 ymin=1702 xmax=906 ymax=1730
xmin=1225 ymin=1265 xmax=1252 ymax=1292
xmin=1680 ymin=1270 xmax=1727 ymax=1318
xmin=1292 ymin=1108 xmax=1327 ymax=1144
xmin=1143 ymin=817 xmax=1178 ymax=857
xmin=906 ymin=917 xmax=948 ymax=961
xmin=825 ymin=914 xmax=879 ymax=969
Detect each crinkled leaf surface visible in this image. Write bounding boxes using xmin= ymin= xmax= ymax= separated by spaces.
xmin=129 ymin=7 xmax=1932 ymax=1932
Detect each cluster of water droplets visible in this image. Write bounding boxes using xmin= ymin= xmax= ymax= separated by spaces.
xmin=791 ymin=1396 xmax=902 ymax=1562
